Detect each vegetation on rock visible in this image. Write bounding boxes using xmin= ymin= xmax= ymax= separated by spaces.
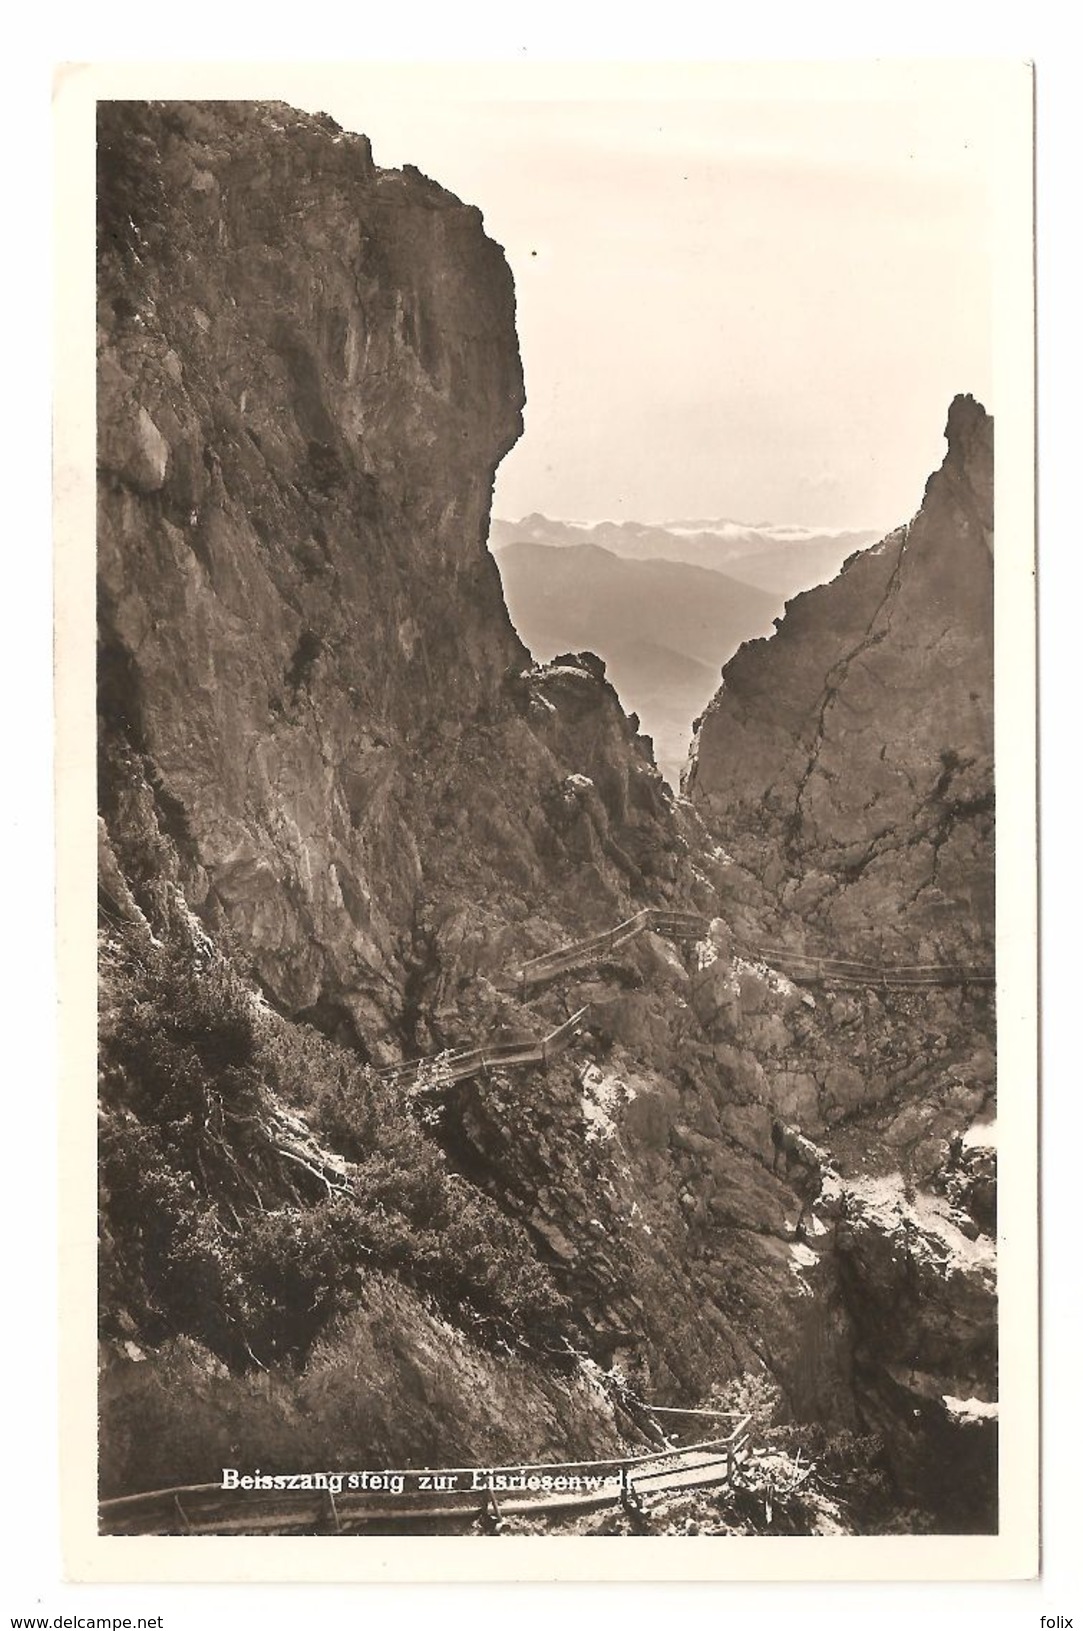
xmin=96 ymin=100 xmax=998 ymax=1534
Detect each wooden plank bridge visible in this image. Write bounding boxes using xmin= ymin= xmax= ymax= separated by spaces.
xmin=755 ymin=945 xmax=995 ymax=990
xmin=379 ymin=908 xmax=993 ymax=1086
xmin=97 ymin=907 xmax=992 ymax=1536
xmin=515 ymin=907 xmax=710 ymax=992
xmin=98 ymin=1414 xmax=753 ymax=1535
xmin=513 ymin=909 xmax=993 ymax=995
xmin=379 ymin=1005 xmax=590 ymax=1087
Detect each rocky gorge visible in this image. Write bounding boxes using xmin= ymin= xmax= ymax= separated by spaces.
xmin=96 ymin=99 xmax=997 ymax=1534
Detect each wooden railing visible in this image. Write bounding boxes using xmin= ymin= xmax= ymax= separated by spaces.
xmin=512 ymin=911 xmax=993 ymax=994
xmin=755 ymin=945 xmax=995 ymax=988
xmin=98 ymin=1415 xmax=753 ymax=1535
xmin=515 ymin=907 xmax=710 ymax=992
xmin=379 ymin=1006 xmax=589 ymax=1086
xmin=377 ymin=911 xmax=992 ymax=1087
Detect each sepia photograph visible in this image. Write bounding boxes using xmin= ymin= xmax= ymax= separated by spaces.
xmin=55 ymin=58 xmax=1037 ymax=1580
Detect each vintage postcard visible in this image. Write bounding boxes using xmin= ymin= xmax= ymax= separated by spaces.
xmin=55 ymin=59 xmax=1037 ymax=1582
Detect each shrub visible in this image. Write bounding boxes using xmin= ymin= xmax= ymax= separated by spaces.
xmin=100 ymin=916 xmax=571 ymax=1370
xmin=99 ymin=1111 xmax=244 ymax=1357
xmin=766 ymin=1421 xmax=897 ymax=1528
xmin=704 ymin=1370 xmax=784 ymax=1432
xmin=232 ymin=1205 xmax=373 ymax=1363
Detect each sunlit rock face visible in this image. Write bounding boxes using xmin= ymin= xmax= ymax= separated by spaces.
xmin=685 ymin=395 xmax=994 ymax=966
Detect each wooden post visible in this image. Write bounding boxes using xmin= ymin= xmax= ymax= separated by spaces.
xmin=620 ymin=1464 xmax=644 ymax=1519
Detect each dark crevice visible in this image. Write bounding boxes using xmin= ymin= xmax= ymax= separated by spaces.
xmin=295 ymin=994 xmax=371 ymax=1061
xmin=285 ymin=627 xmax=323 ymax=695
xmin=786 ymin=528 xmax=909 ymax=857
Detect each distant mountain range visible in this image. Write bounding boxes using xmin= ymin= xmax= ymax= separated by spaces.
xmin=490 ymin=514 xmax=879 ymax=600
xmin=491 ymin=515 xmax=880 ymax=785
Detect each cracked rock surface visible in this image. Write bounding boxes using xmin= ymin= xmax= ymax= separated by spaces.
xmin=96 ymin=102 xmax=999 ymax=1531
xmin=685 ymin=394 xmax=993 ymax=966
xmin=682 ymin=396 xmax=997 ymax=1524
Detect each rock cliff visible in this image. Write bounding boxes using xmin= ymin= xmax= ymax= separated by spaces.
xmin=96 ymin=101 xmax=996 ymax=1532
xmin=98 ymin=98 xmax=532 ymax=1047
xmin=685 ymin=394 xmax=994 ymax=965
xmin=683 ymin=396 xmax=997 ymax=1526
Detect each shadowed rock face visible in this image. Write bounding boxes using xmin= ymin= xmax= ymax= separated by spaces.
xmin=95 ymin=98 xmax=837 ymax=1460
xmin=97 ymin=102 xmax=998 ymax=1531
xmin=833 ymin=1175 xmax=998 ymax=1532
xmin=685 ymin=395 xmax=994 ymax=965
xmin=682 ymin=396 xmax=997 ymax=1525
xmin=98 ymin=101 xmax=600 ymax=1044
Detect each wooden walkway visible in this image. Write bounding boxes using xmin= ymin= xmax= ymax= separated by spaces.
xmin=514 ymin=907 xmax=709 ymax=992
xmin=379 ymin=910 xmax=993 ymax=1086
xmin=514 ymin=909 xmax=993 ymax=994
xmin=756 ymin=944 xmax=995 ymax=990
xmin=379 ymin=1006 xmax=589 ymax=1087
xmin=98 ymin=1416 xmax=753 ymax=1535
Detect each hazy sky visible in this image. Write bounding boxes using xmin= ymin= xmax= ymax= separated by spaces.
xmin=280 ymin=65 xmax=999 ymax=531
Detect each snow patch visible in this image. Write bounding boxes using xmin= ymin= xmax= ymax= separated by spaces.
xmin=580 ymin=1064 xmax=635 ymax=1143
xmin=786 ymin=1240 xmax=818 ymax=1294
xmin=538 ymin=663 xmax=597 ymax=684
xmin=171 ymin=887 xmax=215 ymax=958
xmin=734 ymin=952 xmax=801 ymax=1000
xmin=942 ymin=1394 xmax=998 ymax=1423
xmin=845 ymin=1173 xmax=997 ymax=1275
xmin=790 ymin=1241 xmax=819 ymax=1269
